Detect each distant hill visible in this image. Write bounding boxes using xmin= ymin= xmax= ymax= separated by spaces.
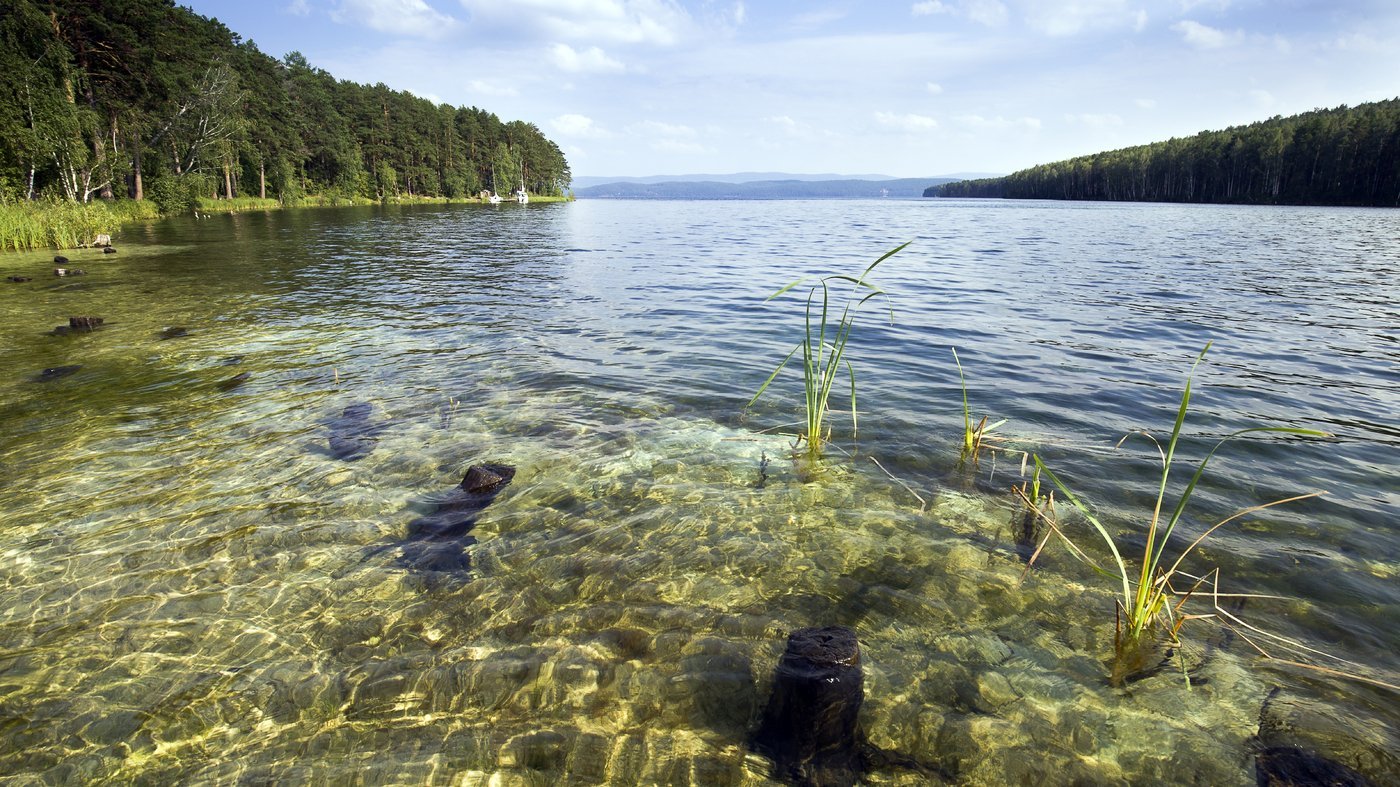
xmin=931 ymin=98 xmax=1400 ymax=207
xmin=576 ymin=177 xmax=958 ymax=199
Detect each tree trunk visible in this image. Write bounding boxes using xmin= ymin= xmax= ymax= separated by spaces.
xmin=132 ymin=138 xmax=143 ymax=201
xmin=223 ymin=160 xmax=232 ymax=199
xmin=259 ymin=160 xmax=266 ymax=199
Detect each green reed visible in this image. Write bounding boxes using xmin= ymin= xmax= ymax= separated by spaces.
xmin=750 ymin=242 xmax=907 ymax=460
xmin=952 ymin=347 xmax=1006 ymax=464
xmin=1028 ymin=343 xmax=1328 ymax=682
xmin=0 ymin=199 xmax=160 ymax=251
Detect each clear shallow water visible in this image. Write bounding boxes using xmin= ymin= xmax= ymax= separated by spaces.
xmin=0 ymin=199 xmax=1396 ymax=784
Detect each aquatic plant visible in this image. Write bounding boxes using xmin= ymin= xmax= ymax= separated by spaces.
xmin=0 ymin=198 xmax=154 ymax=251
xmin=1026 ymin=344 xmax=1328 ymax=684
xmin=952 ymin=347 xmax=1006 ymax=465
xmin=749 ymin=242 xmax=907 ymax=460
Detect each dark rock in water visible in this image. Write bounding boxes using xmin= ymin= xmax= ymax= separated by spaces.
xmin=1255 ymin=746 xmax=1372 ymax=787
xmin=159 ymin=326 xmax=188 ymax=340
xmin=31 ymin=365 xmax=82 ymax=382
xmin=396 ymin=463 xmax=517 ymax=574
xmin=325 ymin=402 xmax=387 ymax=461
xmin=1254 ymin=687 xmax=1397 ymax=787
xmin=7 ymin=275 xmax=32 ymax=283
xmin=103 ymin=246 xmax=117 ymax=254
xmin=461 ymin=464 xmax=512 ymax=493
xmin=217 ymin=371 xmax=251 ymax=391
xmin=753 ymin=626 xmax=866 ymax=787
xmin=51 ymin=316 xmax=105 ymax=336
xmin=54 ymin=255 xmax=69 ymax=264
xmin=219 ymin=355 xmax=245 ymax=366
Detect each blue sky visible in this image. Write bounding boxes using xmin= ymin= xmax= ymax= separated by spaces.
xmin=184 ymin=1 xmax=1399 ymax=178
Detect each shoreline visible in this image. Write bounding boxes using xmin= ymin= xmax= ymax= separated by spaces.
xmin=0 ymin=194 xmax=573 ymax=253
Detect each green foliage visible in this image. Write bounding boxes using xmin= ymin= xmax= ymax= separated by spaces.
xmin=750 ymin=243 xmax=907 ymax=461
xmin=0 ymin=0 xmax=570 ymax=210
xmin=148 ymin=174 xmax=211 ymax=215
xmin=1028 ymin=344 xmax=1328 ymax=682
xmin=939 ymin=99 xmax=1400 ymax=207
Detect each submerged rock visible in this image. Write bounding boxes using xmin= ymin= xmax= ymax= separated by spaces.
xmin=54 ymin=316 xmax=105 ymax=336
xmin=54 ymin=255 xmax=69 ymax=264
xmin=7 ymin=275 xmax=32 ymax=283
xmin=395 ymin=463 xmax=517 ymax=573
xmin=753 ymin=626 xmax=866 ymax=786
xmin=53 ymin=268 xmax=85 ymax=277
xmin=31 ymin=365 xmax=82 ymax=382
xmin=218 ymin=355 xmax=245 ymax=366
xmin=103 ymin=247 xmax=117 ymax=254
xmin=1254 ymin=687 xmax=1397 ymax=786
xmin=1255 ymin=746 xmax=1371 ymax=786
xmin=216 ymin=371 xmax=251 ymax=391
xmin=159 ymin=326 xmax=189 ymax=340
xmin=324 ymin=402 xmax=387 ymax=461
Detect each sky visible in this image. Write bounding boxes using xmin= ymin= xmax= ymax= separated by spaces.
xmin=181 ymin=0 xmax=1400 ymax=178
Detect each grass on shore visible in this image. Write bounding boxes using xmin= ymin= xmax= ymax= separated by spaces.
xmin=2 ymin=192 xmax=573 ymax=252
xmin=0 ymin=199 xmax=160 ymax=252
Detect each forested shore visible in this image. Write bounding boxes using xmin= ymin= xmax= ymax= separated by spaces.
xmin=0 ymin=0 xmax=571 ymax=249
xmin=932 ymin=99 xmax=1400 ymax=207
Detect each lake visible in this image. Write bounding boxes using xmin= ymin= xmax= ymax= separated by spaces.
xmin=0 ymin=199 xmax=1396 ymax=784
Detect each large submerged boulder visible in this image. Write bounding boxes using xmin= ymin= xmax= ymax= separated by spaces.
xmin=396 ymin=463 xmax=517 ymax=573
xmin=753 ymin=626 xmax=866 ymax=786
xmin=325 ymin=402 xmax=386 ymax=461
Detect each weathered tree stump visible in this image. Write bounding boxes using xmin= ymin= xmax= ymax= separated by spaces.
xmin=69 ymin=316 xmax=104 ymax=332
xmin=753 ymin=626 xmax=865 ymax=786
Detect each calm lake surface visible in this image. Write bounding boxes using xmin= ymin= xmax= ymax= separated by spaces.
xmin=1 ymin=199 xmax=1396 ymax=784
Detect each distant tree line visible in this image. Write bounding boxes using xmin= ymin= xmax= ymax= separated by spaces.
xmin=0 ymin=0 xmax=570 ymax=211
xmin=933 ymin=100 xmax=1400 ymax=207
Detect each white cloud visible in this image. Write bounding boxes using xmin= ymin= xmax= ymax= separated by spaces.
xmin=550 ymin=43 xmax=626 ymax=73
xmin=792 ymin=9 xmax=849 ymax=30
xmin=1024 ymin=0 xmax=1132 ymax=36
xmin=1172 ymin=19 xmax=1237 ymax=49
xmin=964 ymin=0 xmax=1008 ymax=26
xmin=875 ymin=111 xmax=939 ymax=131
xmin=459 ymin=0 xmax=693 ymax=46
xmin=1134 ymin=9 xmax=1147 ymax=32
xmin=766 ymin=115 xmax=800 ymax=132
xmin=286 ymin=0 xmax=312 ymax=17
xmin=1249 ymin=89 xmax=1275 ymax=108
xmin=926 ymin=81 xmax=944 ymax=94
xmin=635 ymin=120 xmax=697 ymax=137
xmin=651 ymin=138 xmax=708 ymax=153
xmin=911 ymin=1 xmax=950 ymax=15
xmin=955 ymin=114 xmax=1041 ymax=130
xmin=550 ymin=113 xmax=610 ymax=138
xmin=467 ymin=79 xmax=518 ymax=97
xmin=333 ymin=0 xmax=459 ymax=38
xmin=1066 ymin=112 xmax=1123 ymax=127
xmin=911 ymin=0 xmax=1005 ymax=26
xmin=1134 ymin=98 xmax=1157 ymax=109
